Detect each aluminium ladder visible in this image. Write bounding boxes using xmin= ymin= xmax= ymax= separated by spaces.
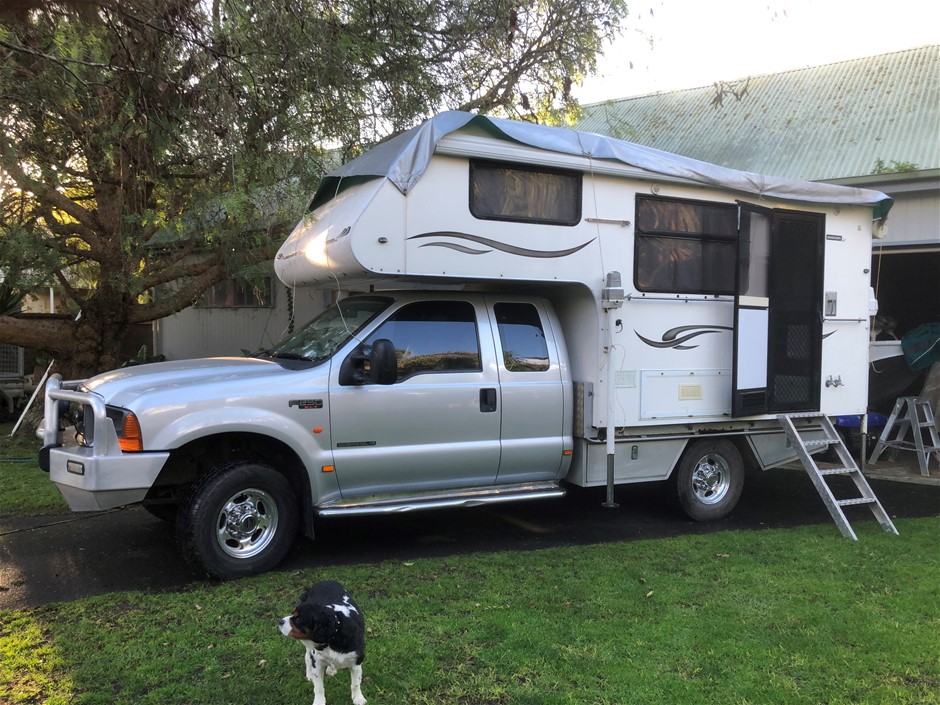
xmin=868 ymin=396 xmax=940 ymax=477
xmin=778 ymin=413 xmax=898 ymax=540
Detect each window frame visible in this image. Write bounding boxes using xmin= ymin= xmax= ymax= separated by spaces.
xmin=468 ymin=159 xmax=582 ymax=227
xmin=198 ymin=277 xmax=275 ymax=309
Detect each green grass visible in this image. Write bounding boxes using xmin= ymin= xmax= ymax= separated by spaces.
xmin=3 ymin=517 xmax=938 ymax=705
xmin=0 ymin=422 xmax=69 ymax=518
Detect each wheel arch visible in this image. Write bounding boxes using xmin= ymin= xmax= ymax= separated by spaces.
xmin=145 ymin=431 xmax=315 ymax=538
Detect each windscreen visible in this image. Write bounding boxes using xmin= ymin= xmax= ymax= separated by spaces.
xmin=265 ymin=296 xmax=391 ymax=362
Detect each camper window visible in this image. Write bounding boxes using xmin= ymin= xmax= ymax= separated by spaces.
xmin=469 ymin=160 xmax=581 ymax=226
xmin=634 ymin=195 xmax=737 ymax=295
xmin=365 ymin=300 xmax=482 ymax=380
xmin=494 ymin=303 xmax=550 ymax=372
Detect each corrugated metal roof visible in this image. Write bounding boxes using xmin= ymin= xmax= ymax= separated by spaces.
xmin=576 ymin=45 xmax=939 ymax=181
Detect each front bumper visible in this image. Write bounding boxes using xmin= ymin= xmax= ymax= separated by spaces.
xmin=40 ymin=374 xmax=169 ymax=511
xmin=46 ymin=445 xmax=170 ymax=510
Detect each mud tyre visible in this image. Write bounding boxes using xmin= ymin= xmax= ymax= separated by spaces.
xmin=176 ymin=461 xmax=298 ymax=580
xmin=675 ymin=439 xmax=745 ymax=521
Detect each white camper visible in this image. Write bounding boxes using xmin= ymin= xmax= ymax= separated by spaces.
xmin=275 ymin=112 xmax=891 ymax=491
xmin=39 ymin=112 xmax=896 ymax=579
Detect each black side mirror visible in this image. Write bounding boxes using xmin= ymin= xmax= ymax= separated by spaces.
xmin=370 ymin=338 xmax=397 ymax=385
xmin=339 ymin=338 xmax=398 ymax=386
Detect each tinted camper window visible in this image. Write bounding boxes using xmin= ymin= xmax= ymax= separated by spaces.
xmin=634 ymin=195 xmax=737 ymax=295
xmin=470 ymin=160 xmax=581 ymax=226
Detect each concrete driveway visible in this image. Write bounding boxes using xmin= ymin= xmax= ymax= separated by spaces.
xmin=1 ymin=465 xmax=938 ymax=610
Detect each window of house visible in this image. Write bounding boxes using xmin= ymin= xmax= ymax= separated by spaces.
xmin=366 ymin=301 xmax=481 ymax=379
xmin=200 ymin=278 xmax=274 ymax=308
xmin=470 ymin=160 xmax=581 ymax=226
xmin=494 ymin=302 xmax=550 ymax=372
xmin=634 ymin=195 xmax=738 ymax=295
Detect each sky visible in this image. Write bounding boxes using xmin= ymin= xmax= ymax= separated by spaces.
xmin=574 ymin=0 xmax=940 ymax=104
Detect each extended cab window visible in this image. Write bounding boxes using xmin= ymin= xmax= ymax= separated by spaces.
xmin=494 ymin=303 xmax=549 ymax=372
xmin=366 ymin=301 xmax=481 ymax=379
xmin=635 ymin=195 xmax=738 ymax=295
xmin=470 ymin=160 xmax=581 ymax=226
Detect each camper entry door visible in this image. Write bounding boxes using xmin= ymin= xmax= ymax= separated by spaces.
xmin=732 ymin=205 xmax=825 ymax=417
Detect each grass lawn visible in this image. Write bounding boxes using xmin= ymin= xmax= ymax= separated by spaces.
xmin=2 ymin=517 xmax=938 ymax=705
xmin=0 ymin=422 xmax=68 ymax=517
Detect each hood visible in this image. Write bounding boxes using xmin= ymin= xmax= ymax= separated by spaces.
xmin=82 ymin=357 xmax=305 ymax=408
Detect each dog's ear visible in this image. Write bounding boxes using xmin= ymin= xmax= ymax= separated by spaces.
xmin=294 ymin=603 xmax=336 ymax=643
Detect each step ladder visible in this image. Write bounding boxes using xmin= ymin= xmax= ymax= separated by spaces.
xmin=868 ymin=396 xmax=940 ymax=477
xmin=778 ymin=414 xmax=898 ymax=540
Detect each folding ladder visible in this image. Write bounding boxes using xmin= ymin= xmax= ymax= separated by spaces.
xmin=868 ymin=397 xmax=940 ymax=477
xmin=778 ymin=413 xmax=898 ymax=540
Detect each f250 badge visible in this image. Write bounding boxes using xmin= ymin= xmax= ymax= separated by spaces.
xmin=289 ymin=399 xmax=323 ymax=410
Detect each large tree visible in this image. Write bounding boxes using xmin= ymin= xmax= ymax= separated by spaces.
xmin=0 ymin=0 xmax=627 ymax=376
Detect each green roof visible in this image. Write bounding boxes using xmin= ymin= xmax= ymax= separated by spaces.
xmin=577 ymin=45 xmax=939 ymax=181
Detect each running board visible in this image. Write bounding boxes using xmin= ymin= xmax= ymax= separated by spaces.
xmin=316 ymin=481 xmax=566 ymax=517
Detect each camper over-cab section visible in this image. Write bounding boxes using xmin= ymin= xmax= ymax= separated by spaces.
xmin=276 ymin=111 xmax=891 ymax=429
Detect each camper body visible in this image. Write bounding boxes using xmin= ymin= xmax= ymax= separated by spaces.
xmin=276 ymin=116 xmax=882 ymax=485
xmin=39 ymin=113 xmax=890 ymax=578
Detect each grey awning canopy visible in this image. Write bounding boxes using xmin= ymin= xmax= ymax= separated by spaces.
xmin=310 ymin=111 xmax=893 ymax=218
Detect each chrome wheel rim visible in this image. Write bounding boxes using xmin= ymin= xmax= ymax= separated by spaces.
xmin=216 ymin=488 xmax=279 ymax=559
xmin=690 ymin=454 xmax=731 ymax=505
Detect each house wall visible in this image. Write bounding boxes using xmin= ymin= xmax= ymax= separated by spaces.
xmin=878 ymin=186 xmax=940 ymax=248
xmin=153 ymin=285 xmax=331 ymax=361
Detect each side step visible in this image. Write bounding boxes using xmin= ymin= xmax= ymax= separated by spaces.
xmin=316 ymin=480 xmax=566 ymax=517
xmin=778 ymin=413 xmax=898 ymax=540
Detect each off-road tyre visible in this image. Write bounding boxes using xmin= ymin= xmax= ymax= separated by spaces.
xmin=176 ymin=460 xmax=299 ymax=580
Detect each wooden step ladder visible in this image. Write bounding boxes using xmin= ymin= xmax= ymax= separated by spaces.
xmin=778 ymin=413 xmax=898 ymax=540
xmin=868 ymin=396 xmax=940 ymax=477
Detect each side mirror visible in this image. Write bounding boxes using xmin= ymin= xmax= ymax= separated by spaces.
xmin=370 ymin=338 xmax=397 ymax=385
xmin=339 ymin=338 xmax=398 ymax=386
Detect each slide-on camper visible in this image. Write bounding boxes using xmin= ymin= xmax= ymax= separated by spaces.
xmin=39 ymin=112 xmax=896 ymax=578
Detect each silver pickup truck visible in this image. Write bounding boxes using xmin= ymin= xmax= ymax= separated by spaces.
xmin=40 ymin=291 xmax=574 ymax=578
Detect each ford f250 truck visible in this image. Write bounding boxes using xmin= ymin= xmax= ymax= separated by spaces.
xmin=39 ymin=112 xmax=893 ymax=578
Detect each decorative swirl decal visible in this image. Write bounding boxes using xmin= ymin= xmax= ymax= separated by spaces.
xmin=636 ymin=324 xmax=733 ymax=350
xmin=408 ymin=231 xmax=595 ymax=258
xmin=420 ymin=242 xmax=490 ymax=255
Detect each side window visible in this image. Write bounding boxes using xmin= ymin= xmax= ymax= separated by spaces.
xmin=366 ymin=301 xmax=481 ymax=379
xmin=470 ymin=160 xmax=581 ymax=226
xmin=198 ymin=277 xmax=274 ymax=308
xmin=494 ymin=303 xmax=550 ymax=372
xmin=634 ymin=195 xmax=738 ymax=295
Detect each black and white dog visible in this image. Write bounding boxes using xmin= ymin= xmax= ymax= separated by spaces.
xmin=279 ymin=580 xmax=367 ymax=705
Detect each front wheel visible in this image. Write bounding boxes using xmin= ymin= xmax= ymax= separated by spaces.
xmin=675 ymin=439 xmax=745 ymax=521
xmin=176 ymin=461 xmax=299 ymax=579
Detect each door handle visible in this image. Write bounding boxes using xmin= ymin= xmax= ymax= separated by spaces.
xmin=480 ymin=388 xmax=497 ymax=413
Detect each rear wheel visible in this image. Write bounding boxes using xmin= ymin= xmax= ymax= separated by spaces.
xmin=176 ymin=460 xmax=299 ymax=579
xmin=675 ymin=439 xmax=745 ymax=521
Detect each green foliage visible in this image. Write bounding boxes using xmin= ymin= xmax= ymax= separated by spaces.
xmin=0 ymin=0 xmax=628 ymax=372
xmin=2 ymin=517 xmax=938 ymax=704
xmin=871 ymin=158 xmax=920 ymax=174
